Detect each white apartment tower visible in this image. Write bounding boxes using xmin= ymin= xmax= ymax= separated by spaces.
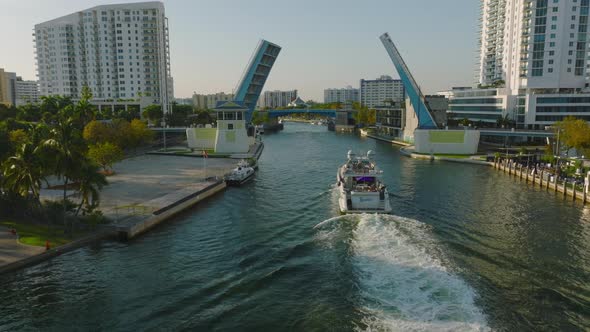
xmin=324 ymin=86 xmax=359 ymax=103
xmin=34 ymin=2 xmax=173 ymax=112
xmin=479 ymin=0 xmax=590 ymax=91
xmin=15 ymin=77 xmax=40 ymax=106
xmin=360 ymin=75 xmax=405 ymax=108
xmin=260 ymin=90 xmax=298 ymax=108
xmin=461 ymin=0 xmax=590 ymax=129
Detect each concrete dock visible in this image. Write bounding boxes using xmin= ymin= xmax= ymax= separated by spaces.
xmin=96 ymin=154 xmax=237 ymax=239
xmin=1 ymin=145 xmax=263 ymax=274
xmin=115 ymin=180 xmax=226 ymax=239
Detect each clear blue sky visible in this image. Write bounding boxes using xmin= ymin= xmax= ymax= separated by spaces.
xmin=1 ymin=0 xmax=480 ymax=101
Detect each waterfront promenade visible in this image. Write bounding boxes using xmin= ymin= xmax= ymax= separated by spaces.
xmin=99 ymin=154 xmax=236 ymax=223
xmin=0 ymin=227 xmax=44 ymax=266
xmin=0 ymin=153 xmax=238 ymax=272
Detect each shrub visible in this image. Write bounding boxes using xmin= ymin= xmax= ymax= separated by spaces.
xmin=88 ymin=142 xmax=124 ymax=172
xmin=43 ymin=199 xmax=77 ymax=225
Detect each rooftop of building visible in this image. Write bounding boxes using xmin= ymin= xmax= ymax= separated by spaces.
xmin=214 ymin=100 xmax=247 ymax=110
xmin=35 ymin=1 xmax=165 ymax=27
xmin=360 ymin=75 xmax=402 ymax=82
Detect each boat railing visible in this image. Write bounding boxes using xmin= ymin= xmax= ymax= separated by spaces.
xmin=343 ymin=168 xmax=381 ymax=175
xmin=352 ymin=184 xmax=380 ymax=192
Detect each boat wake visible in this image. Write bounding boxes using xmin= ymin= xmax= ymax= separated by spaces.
xmin=315 ymin=214 xmax=490 ymax=332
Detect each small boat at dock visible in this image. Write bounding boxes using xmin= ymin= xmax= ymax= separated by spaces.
xmin=226 ymin=160 xmax=256 ymax=186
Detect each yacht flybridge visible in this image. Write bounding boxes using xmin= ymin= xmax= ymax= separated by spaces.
xmin=336 ymin=150 xmax=392 ymax=214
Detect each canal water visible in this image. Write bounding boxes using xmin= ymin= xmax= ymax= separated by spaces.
xmin=1 ymin=122 xmax=589 ymax=331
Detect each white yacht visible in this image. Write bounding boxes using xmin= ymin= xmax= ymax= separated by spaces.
xmin=226 ymin=160 xmax=255 ymax=186
xmin=336 ymin=150 xmax=392 ymax=214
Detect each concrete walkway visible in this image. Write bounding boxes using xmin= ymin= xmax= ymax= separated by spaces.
xmin=0 ymin=227 xmax=44 ymax=267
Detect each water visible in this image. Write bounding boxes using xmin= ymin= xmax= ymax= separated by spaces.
xmin=1 ymin=122 xmax=589 ymax=331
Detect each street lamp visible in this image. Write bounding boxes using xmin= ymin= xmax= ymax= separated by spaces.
xmin=161 ymin=119 xmax=167 ymax=151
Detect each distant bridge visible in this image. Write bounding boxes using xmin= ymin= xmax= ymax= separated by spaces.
xmin=149 ymin=125 xmax=555 ymax=138
xmin=266 ymin=109 xmax=337 ymax=118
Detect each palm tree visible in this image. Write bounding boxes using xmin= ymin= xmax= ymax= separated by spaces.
xmin=43 ymin=114 xmax=87 ymax=229
xmin=1 ymin=143 xmax=44 ymax=204
xmin=74 ymin=161 xmax=107 ymax=216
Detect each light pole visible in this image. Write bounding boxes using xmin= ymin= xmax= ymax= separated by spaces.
xmin=554 ymin=127 xmax=562 ymax=181
xmin=161 ymin=119 xmax=167 ymax=152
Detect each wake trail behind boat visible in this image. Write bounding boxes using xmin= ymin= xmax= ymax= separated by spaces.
xmin=314 ymin=214 xmax=490 ymax=332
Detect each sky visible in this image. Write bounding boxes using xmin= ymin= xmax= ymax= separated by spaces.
xmin=0 ymin=0 xmax=480 ymax=101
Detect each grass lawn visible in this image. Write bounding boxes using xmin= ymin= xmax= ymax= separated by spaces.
xmin=0 ymin=220 xmax=87 ymax=247
xmin=434 ymin=154 xmax=472 ymax=159
xmin=415 ymin=152 xmax=473 ymax=159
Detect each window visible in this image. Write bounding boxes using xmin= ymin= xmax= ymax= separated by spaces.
xmin=550 ymin=42 xmax=556 ymax=47
xmin=227 ymin=123 xmax=234 ymax=130
xmin=553 ymin=7 xmax=559 ymax=12
xmin=548 ymin=68 xmax=554 ymax=73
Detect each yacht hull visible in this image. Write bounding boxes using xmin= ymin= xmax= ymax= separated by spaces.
xmin=226 ymin=172 xmax=255 ymax=186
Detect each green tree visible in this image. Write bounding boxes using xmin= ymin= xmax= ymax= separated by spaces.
xmin=73 ymin=161 xmax=107 ymax=216
xmin=142 ymin=104 xmax=163 ymax=124
xmin=1 ymin=143 xmax=45 ymax=203
xmin=43 ymin=114 xmax=87 ymax=218
xmin=0 ymin=104 xmax=18 ymax=121
xmin=128 ymin=119 xmax=153 ymax=148
xmin=191 ymin=110 xmax=214 ymax=125
xmin=9 ymin=129 xmax=28 ymax=147
xmin=40 ymin=95 xmax=73 ymax=116
xmin=112 ymin=119 xmax=132 ymax=147
xmin=555 ymin=116 xmax=590 ymax=155
xmin=251 ymin=111 xmax=269 ymax=125
xmin=164 ymin=104 xmax=194 ymax=127
xmin=73 ymin=85 xmax=97 ymax=126
xmin=16 ymin=103 xmax=41 ymax=122
xmin=88 ymin=142 xmax=124 ymax=172
xmin=83 ymin=120 xmax=113 ymax=145
xmin=0 ymin=123 xmax=11 ymax=159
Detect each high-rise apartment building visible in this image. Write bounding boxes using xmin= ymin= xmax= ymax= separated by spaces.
xmin=34 ymin=2 xmax=173 ymax=112
xmin=0 ymin=69 xmax=16 ymax=106
xmin=479 ymin=0 xmax=589 ymax=90
xmin=324 ymin=86 xmax=359 ymax=103
xmin=15 ymin=77 xmax=40 ymax=106
xmin=468 ymin=0 xmax=590 ymax=128
xmin=0 ymin=68 xmax=40 ymax=106
xmin=259 ymin=90 xmax=297 ymax=108
xmin=359 ymin=75 xmax=404 ymax=108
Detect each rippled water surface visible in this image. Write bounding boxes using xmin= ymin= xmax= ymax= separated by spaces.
xmin=1 ymin=122 xmax=589 ymax=331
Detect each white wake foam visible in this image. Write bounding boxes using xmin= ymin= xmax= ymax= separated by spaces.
xmin=316 ymin=214 xmax=490 ymax=331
